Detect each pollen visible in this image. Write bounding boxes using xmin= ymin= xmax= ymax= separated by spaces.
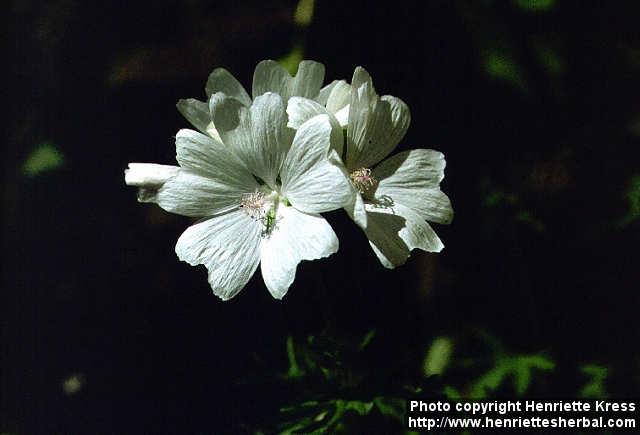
xmin=350 ymin=167 xmax=377 ymax=194
xmin=240 ymin=190 xmax=266 ymax=219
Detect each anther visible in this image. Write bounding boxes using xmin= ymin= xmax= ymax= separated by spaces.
xmin=240 ymin=190 xmax=266 ymax=220
xmin=350 ymin=168 xmax=377 ymax=194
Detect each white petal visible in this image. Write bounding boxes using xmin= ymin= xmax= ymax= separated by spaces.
xmin=260 ymin=206 xmax=338 ymax=299
xmin=252 ymin=60 xmax=290 ymax=100
xmin=205 ymin=67 xmax=252 ymax=106
xmin=345 ymin=191 xmax=368 ymax=229
xmin=156 ymin=169 xmax=255 ymax=217
xmin=345 ymin=67 xmax=411 ymax=170
xmin=325 ymin=80 xmax=351 ymax=114
xmin=210 ymin=92 xmax=293 ymax=189
xmin=317 ymin=79 xmax=340 ymax=105
xmin=286 ymin=97 xmax=343 ymax=156
xmin=289 ymin=60 xmax=326 ymax=100
xmin=286 ymin=96 xmax=328 ymax=128
xmin=380 ymin=95 xmax=411 ymax=156
xmin=252 ymin=59 xmax=325 ymax=101
xmin=204 ymin=122 xmax=223 ymax=143
xmin=175 ymin=210 xmax=262 ymax=300
xmin=176 ymin=98 xmax=211 ymax=135
xmin=281 ymin=115 xmax=353 ymax=213
xmin=249 ymin=93 xmax=294 ymax=186
xmin=125 ymin=163 xmax=179 ymax=186
xmin=372 ymin=149 xmax=453 ymax=224
xmin=364 ymin=201 xmax=443 ymax=269
xmin=125 ymin=163 xmax=180 ymax=203
xmin=333 ymin=104 xmax=350 ymax=128
xmin=174 ymin=129 xmax=254 ymax=184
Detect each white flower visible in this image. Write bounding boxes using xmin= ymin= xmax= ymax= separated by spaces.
xmin=288 ymin=67 xmax=454 ymax=268
xmin=126 ymin=93 xmax=354 ymax=300
xmin=176 ymin=59 xmax=333 ymax=143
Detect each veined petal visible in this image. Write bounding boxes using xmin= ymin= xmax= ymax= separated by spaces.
xmin=156 ymin=169 xmax=255 ymax=217
xmin=281 ymin=115 xmax=353 ymax=213
xmin=380 ymin=95 xmax=411 ymax=157
xmin=210 ymin=92 xmax=293 ymax=189
xmin=175 ymin=210 xmax=262 ymax=300
xmin=289 ymin=60 xmax=325 ymax=100
xmin=364 ymin=201 xmax=443 ymax=269
xmin=176 ymin=98 xmax=211 ymax=135
xmin=249 ymin=93 xmax=294 ymax=186
xmin=287 ymin=97 xmax=343 ymax=155
xmin=252 ymin=59 xmax=325 ymax=101
xmin=205 ymin=67 xmax=252 ymax=106
xmin=372 ymin=149 xmax=452 ymax=224
xmin=317 ymin=79 xmax=340 ymax=106
xmin=175 ymin=129 xmax=254 ymax=186
xmin=286 ymin=97 xmax=328 ymax=128
xmin=346 ymin=67 xmax=411 ymax=170
xmin=326 ymin=80 xmax=351 ymax=114
xmin=260 ymin=206 xmax=338 ymax=299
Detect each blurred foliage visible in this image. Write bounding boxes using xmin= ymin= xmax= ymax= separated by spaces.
xmin=437 ymin=332 xmax=555 ymax=399
xmin=466 ymin=354 xmax=555 ymax=398
xmin=293 ymin=0 xmax=315 ymax=27
xmin=481 ymin=179 xmax=546 ymax=232
xmin=532 ymin=40 xmax=566 ymax=76
xmin=278 ymin=0 xmax=315 ymax=74
xmin=617 ymin=174 xmax=640 ymax=227
xmin=579 ymin=364 xmax=609 ymax=399
xmin=22 ymin=142 xmax=65 ymax=177
xmin=482 ymin=48 xmax=527 ymax=91
xmin=250 ymin=330 xmax=625 ymax=432
xmin=252 ymin=331 xmax=425 ymax=433
xmin=512 ymin=0 xmax=555 ymax=12
xmin=278 ymin=44 xmax=305 ymax=75
xmin=423 ymin=336 xmax=454 ymax=376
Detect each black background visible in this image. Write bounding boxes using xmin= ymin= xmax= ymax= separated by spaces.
xmin=4 ymin=0 xmax=640 ymax=433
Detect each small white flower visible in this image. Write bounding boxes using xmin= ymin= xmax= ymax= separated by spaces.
xmin=287 ymin=67 xmax=454 ymax=268
xmin=176 ymin=59 xmax=332 ymax=143
xmin=126 ymin=93 xmax=354 ymax=300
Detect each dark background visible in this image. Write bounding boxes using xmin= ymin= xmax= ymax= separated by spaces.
xmin=4 ymin=0 xmax=640 ymax=433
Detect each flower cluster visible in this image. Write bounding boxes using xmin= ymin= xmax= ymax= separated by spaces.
xmin=125 ymin=60 xmax=453 ymax=300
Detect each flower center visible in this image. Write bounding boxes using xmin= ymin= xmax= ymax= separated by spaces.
xmin=240 ymin=190 xmax=267 ymax=220
xmin=240 ymin=189 xmax=287 ymax=236
xmin=349 ymin=167 xmax=377 ymax=194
